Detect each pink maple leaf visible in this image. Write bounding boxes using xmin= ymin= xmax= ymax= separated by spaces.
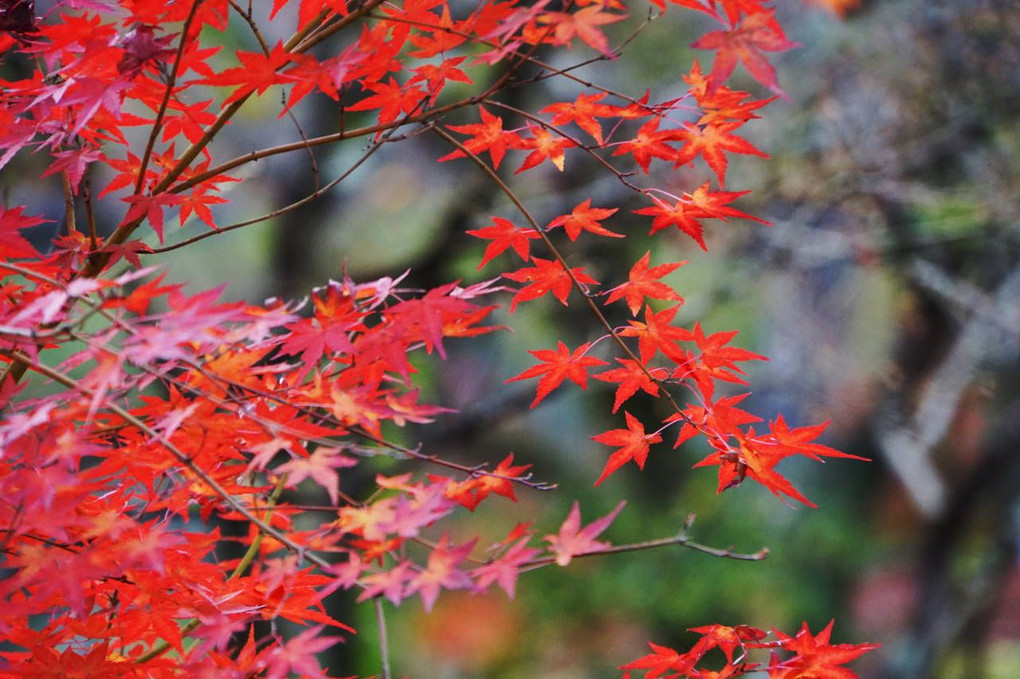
xmin=545 ymin=500 xmax=625 ymax=567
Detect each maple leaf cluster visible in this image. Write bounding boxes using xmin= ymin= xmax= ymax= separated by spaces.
xmin=0 ymin=0 xmax=876 ymax=676
xmin=623 ymin=620 xmax=879 ymax=678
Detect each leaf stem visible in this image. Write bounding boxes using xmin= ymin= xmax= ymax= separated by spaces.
xmin=133 ymin=0 xmax=203 ymax=196
xmin=375 ymin=598 xmax=392 ymax=679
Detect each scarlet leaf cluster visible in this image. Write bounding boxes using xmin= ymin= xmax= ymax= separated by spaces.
xmin=0 ymin=0 xmax=875 ymax=676
xmin=623 ymin=620 xmax=879 ymax=678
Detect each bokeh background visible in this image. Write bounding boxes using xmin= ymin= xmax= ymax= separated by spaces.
xmin=9 ymin=0 xmax=1020 ymax=677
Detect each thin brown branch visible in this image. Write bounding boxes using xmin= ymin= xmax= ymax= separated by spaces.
xmin=133 ymin=0 xmax=203 ymax=195
xmin=81 ymin=0 xmax=380 ymax=278
xmin=228 ymin=0 xmax=270 ymax=53
xmin=1 ymin=0 xmax=382 ymax=390
xmin=292 ymin=0 xmax=388 ymax=53
xmin=61 ymin=170 xmax=76 ymax=235
xmin=148 ymin=120 xmax=405 ymax=254
xmin=365 ymin=7 xmax=659 ymax=109
xmin=521 ymin=515 xmax=768 ymax=571
xmin=172 ymin=0 xmax=551 ymax=196
xmin=82 ymin=168 xmax=98 ymax=250
xmin=169 ymin=96 xmax=479 ymax=196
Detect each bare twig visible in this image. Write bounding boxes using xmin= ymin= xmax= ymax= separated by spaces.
xmin=520 ymin=513 xmax=768 ymax=571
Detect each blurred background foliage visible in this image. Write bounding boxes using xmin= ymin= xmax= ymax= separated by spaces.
xmin=7 ymin=0 xmax=1019 ymax=677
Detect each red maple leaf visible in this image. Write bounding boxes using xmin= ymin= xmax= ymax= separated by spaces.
xmin=347 ymin=76 xmax=427 ymax=128
xmin=541 ymin=92 xmax=618 ymax=145
xmin=433 ymin=453 xmax=531 ymax=510
xmin=386 ymin=281 xmax=489 ymax=360
xmin=40 ymin=146 xmax=102 ymax=192
xmin=636 ymin=197 xmax=711 ymax=248
xmin=685 ymin=181 xmax=767 ymax=223
xmin=177 ymin=184 xmax=230 ymax=230
xmin=634 ymin=183 xmax=765 ymax=248
xmin=411 ymin=535 xmax=475 ymax=612
xmin=605 ymin=251 xmax=686 ymax=315
xmin=406 ymin=5 xmax=467 ymax=58
xmin=612 ymin=117 xmax=685 ymax=173
xmin=277 ymin=447 xmax=357 ymax=506
xmin=0 ymin=205 xmax=45 ymax=259
xmin=503 ymin=257 xmax=599 ymax=311
xmin=688 ymin=624 xmax=767 ymax=664
xmin=689 ymin=416 xmax=867 ymax=507
xmin=767 ymin=415 xmax=868 ymax=463
xmin=620 ymin=639 xmax=706 ymax=678
xmin=120 ymin=191 xmax=185 ymax=243
xmin=693 ymin=429 xmax=823 ymax=507
xmin=669 ymin=392 xmax=761 ymax=449
xmin=592 ymin=411 xmax=662 ymax=486
xmin=466 ymin=216 xmax=541 ymax=269
xmin=259 ymin=625 xmax=344 ymax=679
xmin=685 ymin=61 xmax=777 ymax=124
xmin=411 ymin=56 xmax=473 ymax=103
xmin=595 ymin=358 xmax=665 ymax=413
xmin=770 ymin=620 xmax=879 ymax=678
xmin=548 ymin=199 xmax=621 ymax=240
xmin=357 ymin=560 xmax=417 ymax=605
xmin=686 ymin=321 xmax=767 ymax=393
xmin=438 ymin=106 xmax=520 ymax=169
xmin=506 ymin=340 xmax=608 ymax=407
xmin=709 ymin=0 xmax=776 ymax=26
xmin=472 ymin=453 xmax=532 ymax=504
xmin=200 ymin=41 xmax=295 ymax=104
xmin=619 ymin=304 xmax=692 ymax=364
